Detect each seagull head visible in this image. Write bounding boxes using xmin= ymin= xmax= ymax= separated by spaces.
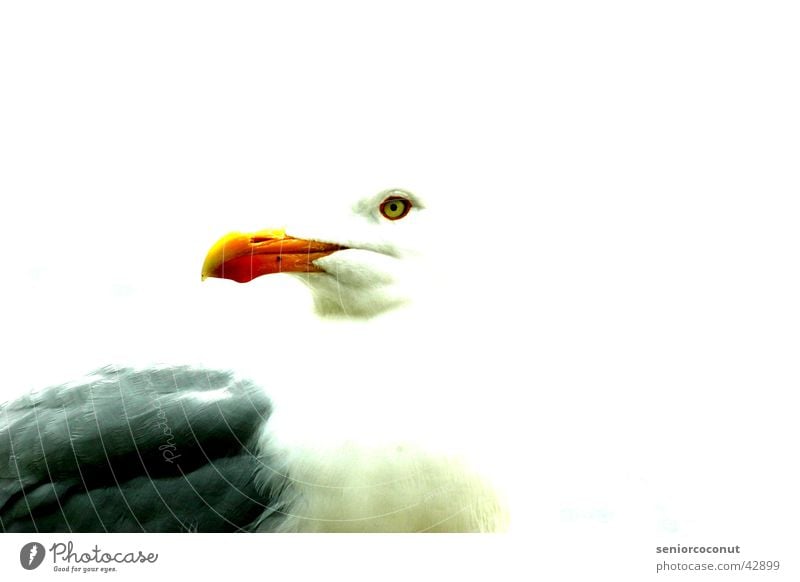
xmin=201 ymin=189 xmax=429 ymax=319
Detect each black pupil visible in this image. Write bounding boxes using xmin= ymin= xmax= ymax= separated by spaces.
xmin=390 ymin=203 xmax=398 ymax=212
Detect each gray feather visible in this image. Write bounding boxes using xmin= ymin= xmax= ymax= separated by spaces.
xmin=1 ymin=366 xmax=289 ymax=532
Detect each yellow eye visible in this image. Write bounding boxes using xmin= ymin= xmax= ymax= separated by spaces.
xmin=379 ymin=196 xmax=411 ymax=220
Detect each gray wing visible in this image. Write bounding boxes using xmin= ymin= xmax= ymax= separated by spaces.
xmin=0 ymin=366 xmax=288 ymax=532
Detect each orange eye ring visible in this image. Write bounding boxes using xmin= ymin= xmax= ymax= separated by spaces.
xmin=379 ymin=196 xmax=412 ymax=220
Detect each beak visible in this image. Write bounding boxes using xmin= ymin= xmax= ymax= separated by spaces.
xmin=202 ymin=228 xmax=346 ymax=283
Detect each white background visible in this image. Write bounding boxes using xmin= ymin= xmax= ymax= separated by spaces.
xmin=1 ymin=1 xmax=799 ymax=580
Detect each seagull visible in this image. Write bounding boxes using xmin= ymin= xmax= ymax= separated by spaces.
xmin=0 ymin=188 xmax=509 ymax=533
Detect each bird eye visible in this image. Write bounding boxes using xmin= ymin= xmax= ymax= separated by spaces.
xmin=379 ymin=196 xmax=412 ymax=221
